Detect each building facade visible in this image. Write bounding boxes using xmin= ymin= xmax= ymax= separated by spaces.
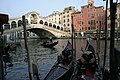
xmin=71 ymin=11 xmax=81 ymax=31
xmin=71 ymin=11 xmax=81 ymax=37
xmin=80 ymin=0 xmax=105 ymax=36
xmin=45 ymin=6 xmax=76 ymax=33
xmin=72 ymin=0 xmax=105 ymax=37
xmin=107 ymin=3 xmax=120 ymax=38
xmin=3 ymin=11 xmax=70 ymax=42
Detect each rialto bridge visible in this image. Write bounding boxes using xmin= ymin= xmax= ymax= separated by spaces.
xmin=3 ymin=11 xmax=71 ymax=41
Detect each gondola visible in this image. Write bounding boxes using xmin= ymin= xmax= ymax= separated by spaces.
xmin=41 ymin=41 xmax=58 ymax=48
xmin=44 ymin=40 xmax=74 ymax=80
xmin=70 ymin=40 xmax=97 ymax=80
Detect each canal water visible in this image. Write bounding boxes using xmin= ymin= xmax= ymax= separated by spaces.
xmin=5 ymin=39 xmax=120 ymax=80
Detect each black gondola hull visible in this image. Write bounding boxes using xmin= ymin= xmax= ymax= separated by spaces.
xmin=41 ymin=41 xmax=58 ymax=48
xmin=56 ymin=65 xmax=74 ymax=80
xmin=44 ymin=40 xmax=74 ymax=80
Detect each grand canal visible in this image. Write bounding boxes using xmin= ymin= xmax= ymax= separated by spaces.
xmin=5 ymin=38 xmax=120 ymax=80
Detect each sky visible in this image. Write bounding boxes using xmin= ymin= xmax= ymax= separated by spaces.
xmin=0 ymin=0 xmax=108 ymax=19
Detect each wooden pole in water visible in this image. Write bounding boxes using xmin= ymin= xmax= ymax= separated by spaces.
xmin=96 ymin=21 xmax=101 ymax=65
xmin=0 ymin=49 xmax=4 ymax=80
xmin=71 ymin=16 xmax=74 ymax=57
xmin=103 ymin=0 xmax=108 ymax=79
xmin=22 ymin=15 xmax=32 ymax=80
xmin=109 ymin=1 xmax=118 ymax=80
xmin=32 ymin=63 xmax=40 ymax=80
xmin=103 ymin=0 xmax=108 ymax=73
xmin=74 ymin=31 xmax=76 ymax=60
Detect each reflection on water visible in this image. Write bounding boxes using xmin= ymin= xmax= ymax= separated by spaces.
xmin=5 ymin=39 xmax=120 ymax=80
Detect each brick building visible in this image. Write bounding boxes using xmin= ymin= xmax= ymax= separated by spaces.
xmin=72 ymin=0 xmax=105 ymax=37
xmin=107 ymin=3 xmax=120 ymax=38
xmin=71 ymin=11 xmax=81 ymax=37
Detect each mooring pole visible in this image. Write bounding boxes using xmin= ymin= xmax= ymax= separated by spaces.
xmin=71 ymin=16 xmax=74 ymax=58
xmin=103 ymin=0 xmax=108 ymax=73
xmin=96 ymin=21 xmax=101 ymax=65
xmin=103 ymin=0 xmax=108 ymax=80
xmin=98 ymin=21 xmax=101 ymax=64
xmin=22 ymin=15 xmax=32 ymax=80
xmin=109 ymin=0 xmax=117 ymax=80
xmin=74 ymin=31 xmax=76 ymax=60
xmin=0 ymin=44 xmax=4 ymax=80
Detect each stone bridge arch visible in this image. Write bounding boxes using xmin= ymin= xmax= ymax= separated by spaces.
xmin=27 ymin=28 xmax=56 ymax=39
xmin=3 ymin=11 xmax=71 ymax=41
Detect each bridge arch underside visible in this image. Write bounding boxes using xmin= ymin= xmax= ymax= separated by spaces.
xmin=27 ymin=28 xmax=56 ymax=39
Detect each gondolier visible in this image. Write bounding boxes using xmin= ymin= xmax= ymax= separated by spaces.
xmin=41 ymin=40 xmax=58 ymax=48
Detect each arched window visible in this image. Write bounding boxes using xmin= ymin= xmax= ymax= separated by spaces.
xmin=18 ymin=32 xmax=22 ymax=38
xmin=59 ymin=21 xmax=61 ymax=24
xmin=64 ymin=19 xmax=65 ymax=23
xmin=64 ymin=24 xmax=66 ymax=27
xmin=11 ymin=21 xmax=17 ymax=28
xmin=39 ymin=20 xmax=43 ymax=24
xmin=49 ymin=23 xmax=52 ymax=27
xmin=27 ymin=31 xmax=29 ymax=37
xmin=44 ymin=22 xmax=48 ymax=26
xmin=53 ymin=24 xmax=56 ymax=28
xmin=30 ymin=14 xmax=38 ymax=24
xmin=18 ymin=20 xmax=22 ymax=27
xmin=85 ymin=27 xmax=87 ymax=30
xmin=88 ymin=26 xmax=91 ymax=30
xmin=4 ymin=23 xmax=10 ymax=30
xmin=25 ymin=19 xmax=29 ymax=25
xmin=61 ymin=27 xmax=63 ymax=31
xmin=57 ymin=26 xmax=60 ymax=30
